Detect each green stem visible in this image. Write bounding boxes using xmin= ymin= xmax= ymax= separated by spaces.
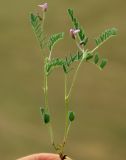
xmin=67 ymin=40 xmax=87 ymax=99
xmin=76 ymin=41 xmax=84 ymax=52
xmin=67 ymin=50 xmax=86 ymax=99
xmin=39 ymin=10 xmax=56 ymax=151
xmin=91 ymin=35 xmax=115 ymax=54
xmin=44 ymin=74 xmax=48 ymax=110
xmin=64 ymin=97 xmax=69 ymax=141
xmin=48 ymin=123 xmax=55 ymax=147
xmin=43 ymin=60 xmax=55 ymax=149
xmin=67 ymin=62 xmax=81 ymax=99
xmin=61 ymin=43 xmax=86 ymax=152
xmin=48 ymin=50 xmax=52 ymax=61
xmin=66 ymin=122 xmax=71 ymax=140
xmin=42 ymin=12 xmax=45 ymax=29
xmin=64 ymin=74 xmax=69 ymax=141
xmin=60 ymin=74 xmax=69 ymax=153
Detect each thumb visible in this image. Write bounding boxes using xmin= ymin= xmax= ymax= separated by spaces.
xmin=17 ymin=153 xmax=61 ymax=160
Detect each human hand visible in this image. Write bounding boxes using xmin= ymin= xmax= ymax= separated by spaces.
xmin=17 ymin=153 xmax=61 ymax=160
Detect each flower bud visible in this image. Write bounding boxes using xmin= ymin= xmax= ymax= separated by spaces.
xmin=38 ymin=3 xmax=48 ymax=12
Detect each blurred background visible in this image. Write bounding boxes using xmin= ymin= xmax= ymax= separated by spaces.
xmin=0 ymin=0 xmax=126 ymax=159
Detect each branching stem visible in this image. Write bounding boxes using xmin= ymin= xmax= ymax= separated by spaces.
xmin=61 ymin=43 xmax=86 ymax=153
xmin=67 ymin=42 xmax=85 ymax=99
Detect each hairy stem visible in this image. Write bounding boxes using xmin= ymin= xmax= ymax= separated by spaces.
xmin=48 ymin=50 xmax=52 ymax=61
xmin=43 ymin=60 xmax=55 ymax=149
xmin=64 ymin=74 xmax=69 ymax=142
xmin=44 ymin=74 xmax=48 ymax=109
xmin=42 ymin=12 xmax=45 ymax=29
xmin=67 ymin=57 xmax=82 ymax=99
xmin=67 ymin=43 xmax=86 ymax=99
xmin=60 ymin=74 xmax=69 ymax=154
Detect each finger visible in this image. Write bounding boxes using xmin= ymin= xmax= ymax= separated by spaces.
xmin=17 ymin=153 xmax=60 ymax=160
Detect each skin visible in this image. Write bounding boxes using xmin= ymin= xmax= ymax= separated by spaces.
xmin=17 ymin=153 xmax=61 ymax=160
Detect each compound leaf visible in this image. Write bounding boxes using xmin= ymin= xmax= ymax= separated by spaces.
xmin=30 ymin=13 xmax=47 ymax=49
xmin=95 ymin=28 xmax=117 ymax=46
xmin=48 ymin=32 xmax=64 ymax=52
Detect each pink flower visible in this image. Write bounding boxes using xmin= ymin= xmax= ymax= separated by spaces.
xmin=38 ymin=3 xmax=48 ymax=12
xmin=70 ymin=29 xmax=80 ymax=39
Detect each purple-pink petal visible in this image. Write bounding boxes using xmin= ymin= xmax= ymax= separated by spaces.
xmin=73 ymin=29 xmax=80 ymax=34
xmin=69 ymin=29 xmax=80 ymax=39
xmin=38 ymin=3 xmax=48 ymax=12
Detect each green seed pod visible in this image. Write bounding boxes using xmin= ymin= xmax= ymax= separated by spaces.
xmin=44 ymin=113 xmax=50 ymax=124
xmin=68 ymin=111 xmax=75 ymax=122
